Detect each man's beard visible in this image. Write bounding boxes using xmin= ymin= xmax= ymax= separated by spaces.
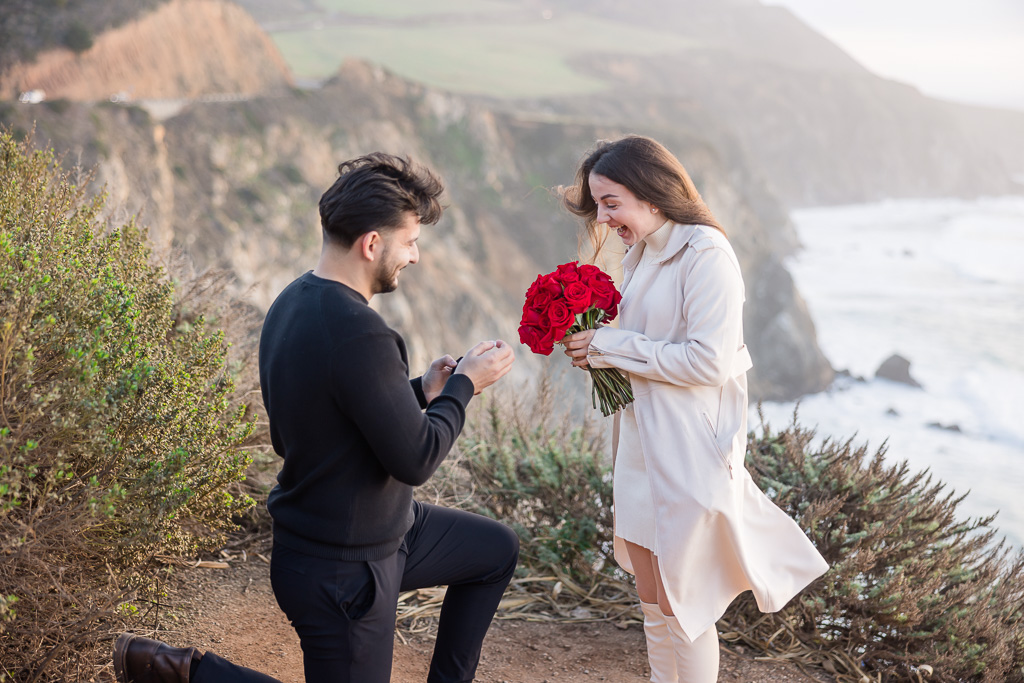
xmin=371 ymin=245 xmax=402 ymax=295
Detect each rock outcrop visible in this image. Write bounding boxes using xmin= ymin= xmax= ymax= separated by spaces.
xmin=0 ymin=0 xmax=292 ymax=101
xmin=875 ymin=354 xmax=922 ymax=388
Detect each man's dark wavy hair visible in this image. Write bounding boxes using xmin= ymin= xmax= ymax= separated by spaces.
xmin=318 ymin=153 xmax=445 ymax=247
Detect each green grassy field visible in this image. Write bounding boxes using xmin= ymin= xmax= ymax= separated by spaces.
xmin=270 ymin=3 xmax=691 ymax=97
xmin=314 ymin=0 xmax=509 ymax=19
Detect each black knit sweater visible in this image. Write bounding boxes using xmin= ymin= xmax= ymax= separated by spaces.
xmin=259 ymin=272 xmax=474 ymax=560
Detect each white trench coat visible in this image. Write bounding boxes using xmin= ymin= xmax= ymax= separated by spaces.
xmin=588 ymin=222 xmax=829 ymax=642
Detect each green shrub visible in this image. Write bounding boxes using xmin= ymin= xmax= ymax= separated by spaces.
xmin=42 ymin=99 xmax=71 ymax=116
xmin=425 ymin=384 xmax=1024 ymax=681
xmin=448 ymin=392 xmax=612 ymax=585
xmin=63 ymin=20 xmax=93 ymax=53
xmin=724 ymin=413 xmax=1024 ymax=682
xmin=419 ymin=374 xmax=632 ymax=626
xmin=275 ymin=163 xmax=305 ymax=186
xmin=0 ymin=133 xmax=255 ymax=681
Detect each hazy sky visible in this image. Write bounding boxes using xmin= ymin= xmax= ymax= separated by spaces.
xmin=765 ymin=0 xmax=1024 ymax=112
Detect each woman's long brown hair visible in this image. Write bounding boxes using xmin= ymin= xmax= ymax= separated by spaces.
xmin=562 ymin=135 xmax=724 ymax=258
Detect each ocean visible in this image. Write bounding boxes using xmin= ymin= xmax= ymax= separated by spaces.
xmin=757 ymin=196 xmax=1024 ymax=549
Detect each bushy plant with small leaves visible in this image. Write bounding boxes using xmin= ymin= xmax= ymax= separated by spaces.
xmin=422 ymin=375 xmax=616 ymax=589
xmin=723 ymin=413 xmax=1024 ymax=682
xmin=425 ymin=381 xmax=1024 ymax=681
xmin=0 ymin=133 xmax=255 ymax=681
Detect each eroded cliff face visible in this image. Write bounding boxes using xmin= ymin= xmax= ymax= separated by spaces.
xmin=0 ymin=0 xmax=291 ymax=101
xmin=1 ymin=60 xmax=831 ymax=400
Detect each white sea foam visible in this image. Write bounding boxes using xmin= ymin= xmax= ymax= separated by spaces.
xmin=756 ymin=196 xmax=1024 ymax=549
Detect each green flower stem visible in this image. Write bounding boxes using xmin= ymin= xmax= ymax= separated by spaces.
xmin=570 ymin=307 xmax=634 ymax=417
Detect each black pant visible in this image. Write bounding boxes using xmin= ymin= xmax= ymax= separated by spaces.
xmin=193 ymin=501 xmax=519 ymax=683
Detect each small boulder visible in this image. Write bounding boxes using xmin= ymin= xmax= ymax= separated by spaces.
xmin=875 ymin=354 xmax=922 ymax=388
xmin=927 ymin=421 xmax=962 ymax=433
xmin=836 ymin=368 xmax=867 ymax=383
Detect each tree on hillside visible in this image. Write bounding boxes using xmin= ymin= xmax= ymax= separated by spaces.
xmin=63 ymin=20 xmax=93 ymax=53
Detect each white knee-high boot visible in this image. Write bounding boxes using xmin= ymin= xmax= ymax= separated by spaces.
xmin=664 ymin=616 xmax=720 ymax=683
xmin=640 ymin=601 xmax=678 ymax=682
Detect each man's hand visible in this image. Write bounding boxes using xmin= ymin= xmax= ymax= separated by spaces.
xmin=422 ymin=354 xmax=459 ymax=403
xmin=562 ymin=329 xmax=597 ymax=368
xmin=455 ymin=340 xmax=515 ymax=395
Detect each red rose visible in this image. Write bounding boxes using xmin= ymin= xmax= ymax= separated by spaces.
xmin=519 ymin=324 xmax=557 ymax=355
xmin=547 ymin=300 xmax=574 ymax=337
xmin=524 ymin=274 xmax=544 ymax=300
xmin=521 ymin=307 xmax=547 ymax=329
xmin=529 ymin=287 xmax=555 ymax=311
xmin=552 ymin=262 xmax=580 ymax=285
xmin=606 ymin=299 xmax=620 ymax=321
xmin=590 ymin=279 xmax=621 ymax=319
xmin=577 ymin=264 xmax=602 ymax=284
xmin=525 ymin=273 xmax=560 ymax=303
xmin=539 ymin=273 xmax=562 ymax=296
xmin=538 ymin=327 xmax=559 ymax=355
xmin=519 ymin=324 xmax=543 ymax=354
xmin=562 ymin=281 xmax=593 ymax=315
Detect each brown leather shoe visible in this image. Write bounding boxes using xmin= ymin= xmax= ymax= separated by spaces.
xmin=113 ymin=633 xmax=200 ymax=683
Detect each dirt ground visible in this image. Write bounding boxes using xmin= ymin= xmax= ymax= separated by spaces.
xmin=118 ymin=556 xmax=833 ymax=683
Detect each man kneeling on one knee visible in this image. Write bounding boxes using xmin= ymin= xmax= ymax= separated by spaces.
xmin=114 ymin=153 xmax=519 ymax=683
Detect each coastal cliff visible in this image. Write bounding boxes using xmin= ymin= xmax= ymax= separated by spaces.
xmin=0 ymin=0 xmax=840 ymax=401
xmin=2 ymin=57 xmax=830 ymax=400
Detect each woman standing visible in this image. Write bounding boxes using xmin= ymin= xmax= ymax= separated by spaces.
xmin=561 ymin=136 xmax=828 ymax=682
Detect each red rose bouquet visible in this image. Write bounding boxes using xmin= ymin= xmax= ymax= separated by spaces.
xmin=518 ymin=262 xmax=634 ymax=416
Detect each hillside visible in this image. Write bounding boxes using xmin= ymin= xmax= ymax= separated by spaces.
xmin=243 ymin=0 xmax=1024 ymax=207
xmin=544 ymin=1 xmax=1024 ymax=204
xmin=1 ymin=58 xmax=831 ymax=400
xmin=10 ymin=0 xmax=1013 ymax=398
xmin=0 ymin=0 xmax=169 ymax=69
xmin=0 ymin=0 xmax=291 ymax=101
xmin=560 ymin=49 xmax=1018 ymax=206
xmin=541 ymin=0 xmax=1024 ymax=205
